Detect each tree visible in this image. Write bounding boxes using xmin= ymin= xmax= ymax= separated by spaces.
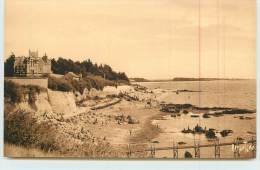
xmin=51 ymin=57 xmax=129 ymax=82
xmin=4 ymin=54 xmax=15 ymax=76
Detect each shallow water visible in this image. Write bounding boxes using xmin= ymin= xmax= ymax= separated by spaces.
xmin=138 ymin=80 xmax=256 ymax=159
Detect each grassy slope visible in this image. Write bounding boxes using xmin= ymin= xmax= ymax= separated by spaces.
xmin=4 ymin=143 xmax=59 ymax=158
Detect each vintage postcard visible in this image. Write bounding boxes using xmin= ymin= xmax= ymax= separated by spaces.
xmin=4 ymin=0 xmax=256 ymax=159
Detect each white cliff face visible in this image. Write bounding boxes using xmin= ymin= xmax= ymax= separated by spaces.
xmin=14 ymin=85 xmax=153 ymax=119
xmin=47 ymin=89 xmax=77 ymax=115
xmin=34 ymin=92 xmax=53 ymax=114
xmin=15 ymin=89 xmax=81 ymax=118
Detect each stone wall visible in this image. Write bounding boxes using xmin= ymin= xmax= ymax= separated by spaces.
xmin=5 ymin=77 xmax=48 ymax=88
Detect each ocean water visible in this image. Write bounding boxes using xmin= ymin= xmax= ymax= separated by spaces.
xmin=139 ymin=80 xmax=256 ymax=110
xmin=138 ymin=80 xmax=256 ymax=159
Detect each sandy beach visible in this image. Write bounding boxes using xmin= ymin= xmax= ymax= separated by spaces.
xmin=69 ymin=81 xmax=256 ymax=159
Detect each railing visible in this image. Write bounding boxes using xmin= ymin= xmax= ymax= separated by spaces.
xmin=123 ymin=137 xmax=256 ymax=159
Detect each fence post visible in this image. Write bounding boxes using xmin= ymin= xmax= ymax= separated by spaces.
xmin=173 ymin=142 xmax=178 ymax=159
xmin=194 ymin=142 xmax=200 ymax=158
xmin=127 ymin=144 xmax=132 ymax=158
xmin=150 ymin=145 xmax=156 ymax=158
xmin=153 ymin=146 xmax=156 ymax=158
xmin=233 ymin=138 xmax=240 ymax=158
xmin=214 ymin=138 xmax=220 ymax=158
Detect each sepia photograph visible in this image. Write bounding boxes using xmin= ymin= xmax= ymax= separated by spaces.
xmin=3 ymin=0 xmax=256 ymax=159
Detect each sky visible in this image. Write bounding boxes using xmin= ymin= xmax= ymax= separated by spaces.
xmin=5 ymin=0 xmax=256 ymax=79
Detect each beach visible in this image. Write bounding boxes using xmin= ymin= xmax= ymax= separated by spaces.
xmin=4 ymin=80 xmax=256 ymax=159
xmin=72 ymin=79 xmax=256 ymax=158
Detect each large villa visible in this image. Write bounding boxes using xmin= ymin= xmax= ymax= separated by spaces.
xmin=13 ymin=50 xmax=52 ymax=76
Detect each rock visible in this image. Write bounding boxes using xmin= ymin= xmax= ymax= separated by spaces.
xmin=74 ymin=91 xmax=82 ymax=102
xmin=221 ymin=109 xmax=255 ymax=114
xmin=190 ymin=114 xmax=200 ymax=118
xmin=127 ymin=115 xmax=139 ymax=124
xmin=115 ymin=114 xmax=126 ymax=122
xmin=205 ymin=129 xmax=216 ymax=139
xmin=183 ymin=110 xmax=189 ymax=114
xmin=184 ymin=151 xmax=193 ymax=158
xmin=203 ymin=113 xmax=210 ymax=118
xmin=181 ymin=126 xmax=193 ymax=134
xmin=220 ymin=130 xmax=233 ymax=137
xmin=178 ymin=141 xmax=186 ymax=145
xmin=237 ymin=137 xmax=244 ymax=141
xmin=82 ymin=88 xmax=89 ymax=98
xmin=213 ymin=112 xmax=224 ymax=117
xmin=239 ymin=116 xmax=245 ymax=119
xmin=194 ymin=124 xmax=204 ymax=133
xmin=245 ymin=116 xmax=254 ymax=120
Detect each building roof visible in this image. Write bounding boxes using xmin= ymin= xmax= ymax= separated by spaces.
xmin=66 ymin=72 xmax=81 ymax=78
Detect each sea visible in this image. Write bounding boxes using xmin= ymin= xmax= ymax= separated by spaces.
xmin=138 ymin=80 xmax=256 ymax=159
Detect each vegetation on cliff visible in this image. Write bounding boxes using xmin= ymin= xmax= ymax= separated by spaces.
xmin=4 ymin=80 xmax=45 ymax=104
xmin=48 ymin=74 xmax=117 ymax=92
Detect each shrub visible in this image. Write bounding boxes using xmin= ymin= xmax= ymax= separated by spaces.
xmin=48 ymin=76 xmax=74 ymax=92
xmin=48 ymin=75 xmax=115 ymax=93
xmin=4 ymin=80 xmax=22 ymax=103
xmin=84 ymin=75 xmax=114 ymax=90
xmin=4 ymin=80 xmax=45 ymax=104
xmin=4 ymin=110 xmax=58 ymax=151
xmin=5 ymin=110 xmax=40 ymax=146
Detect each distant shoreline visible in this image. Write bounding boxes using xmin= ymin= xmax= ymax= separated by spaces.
xmin=172 ymin=77 xmax=254 ymax=81
xmin=130 ymin=77 xmax=254 ymax=83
